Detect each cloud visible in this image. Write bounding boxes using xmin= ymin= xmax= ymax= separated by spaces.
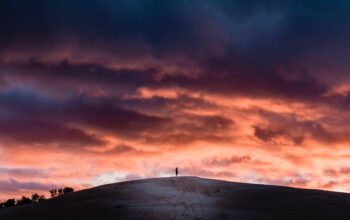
xmin=96 ymin=144 xmax=156 ymax=156
xmin=0 ymin=88 xmax=169 ymax=146
xmin=0 ymin=58 xmax=327 ymax=104
xmin=0 ymin=179 xmax=57 ymax=193
xmin=0 ymin=87 xmax=236 ymax=147
xmin=0 ymin=116 xmax=105 ymax=147
xmin=0 ymin=167 xmax=46 ymax=178
xmin=204 ymin=155 xmax=268 ymax=167
xmin=323 ymin=167 xmax=350 ymax=177
xmin=0 ymin=0 xmax=338 ymax=103
xmin=254 ymin=126 xmax=285 ymax=142
xmin=252 ymin=109 xmax=350 ymax=145
xmin=2 ymin=0 xmax=350 ymax=198
xmin=140 ymin=114 xmax=234 ymax=146
xmin=0 ymin=60 xmax=158 ymax=97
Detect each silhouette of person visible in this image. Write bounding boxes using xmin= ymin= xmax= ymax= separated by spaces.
xmin=175 ymin=167 xmax=178 ymax=177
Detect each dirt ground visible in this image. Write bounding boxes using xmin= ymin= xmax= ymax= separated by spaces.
xmin=1 ymin=176 xmax=350 ymax=220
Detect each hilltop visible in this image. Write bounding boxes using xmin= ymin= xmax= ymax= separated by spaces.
xmin=1 ymin=176 xmax=350 ymax=219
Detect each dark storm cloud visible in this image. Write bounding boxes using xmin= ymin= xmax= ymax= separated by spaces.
xmin=1 ymin=0 xmax=350 ymax=149
xmin=0 ymin=88 xmax=169 ymax=143
xmin=0 ymin=1 xmax=349 ymax=86
xmin=141 ymin=114 xmax=234 ymax=146
xmin=161 ymin=60 xmax=326 ymax=100
xmin=0 ymin=88 xmax=234 ymax=147
xmin=0 ymin=60 xmax=158 ymax=96
xmin=0 ymin=179 xmax=56 ymax=193
xmin=0 ymin=0 xmax=205 ymax=59
xmin=0 ymin=116 xmax=104 ymax=146
xmin=252 ymin=109 xmax=350 ymax=145
xmin=254 ymin=126 xmax=283 ymax=142
xmin=179 ymin=115 xmax=234 ymax=133
xmin=0 ymin=76 xmax=7 ymax=88
xmin=121 ymin=94 xmax=220 ymax=115
xmin=0 ymin=59 xmax=326 ymax=103
xmin=2 ymin=0 xmax=350 ymax=102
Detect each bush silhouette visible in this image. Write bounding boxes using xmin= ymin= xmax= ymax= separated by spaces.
xmin=3 ymin=199 xmax=16 ymax=208
xmin=50 ymin=187 xmax=74 ymax=197
xmin=1 ymin=187 xmax=73 ymax=209
xmin=31 ymin=193 xmax=46 ymax=202
xmin=58 ymin=188 xmax=63 ymax=196
xmin=49 ymin=189 xmax=57 ymax=198
xmin=63 ymin=187 xmax=74 ymax=194
xmin=31 ymin=193 xmax=40 ymax=202
xmin=16 ymin=196 xmax=32 ymax=206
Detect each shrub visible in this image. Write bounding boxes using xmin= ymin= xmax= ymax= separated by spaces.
xmin=49 ymin=189 xmax=57 ymax=198
xmin=16 ymin=196 xmax=32 ymax=206
xmin=63 ymin=187 xmax=74 ymax=194
xmin=50 ymin=187 xmax=74 ymax=197
xmin=3 ymin=199 xmax=16 ymax=208
xmin=31 ymin=193 xmax=46 ymax=203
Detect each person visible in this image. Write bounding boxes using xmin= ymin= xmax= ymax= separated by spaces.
xmin=175 ymin=167 xmax=178 ymax=177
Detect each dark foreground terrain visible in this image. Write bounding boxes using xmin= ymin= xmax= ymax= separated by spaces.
xmin=1 ymin=176 xmax=350 ymax=220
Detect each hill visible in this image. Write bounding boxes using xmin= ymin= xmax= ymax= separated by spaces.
xmin=1 ymin=176 xmax=350 ymax=219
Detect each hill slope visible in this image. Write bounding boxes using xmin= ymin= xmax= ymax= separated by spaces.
xmin=1 ymin=176 xmax=350 ymax=219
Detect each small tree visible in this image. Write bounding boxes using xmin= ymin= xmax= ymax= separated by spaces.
xmin=16 ymin=196 xmax=32 ymax=206
xmin=63 ymin=187 xmax=74 ymax=194
xmin=49 ymin=187 xmax=74 ymax=198
xmin=3 ymin=199 xmax=16 ymax=208
xmin=31 ymin=193 xmax=45 ymax=203
xmin=31 ymin=193 xmax=40 ymax=202
xmin=38 ymin=195 xmax=46 ymax=202
xmin=57 ymin=188 xmax=63 ymax=196
xmin=49 ymin=189 xmax=57 ymax=198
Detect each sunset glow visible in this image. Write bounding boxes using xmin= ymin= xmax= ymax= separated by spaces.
xmin=2 ymin=1 xmax=350 ymax=200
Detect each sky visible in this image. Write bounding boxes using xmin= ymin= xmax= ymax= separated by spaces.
xmin=2 ymin=0 xmax=350 ymax=200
